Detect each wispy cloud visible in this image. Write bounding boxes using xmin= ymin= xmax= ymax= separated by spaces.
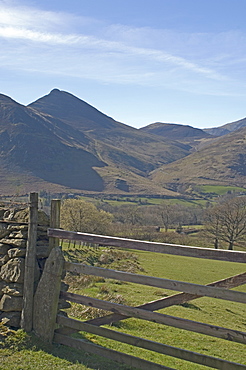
xmin=0 ymin=1 xmax=82 ymax=30
xmin=0 ymin=1 xmax=246 ymax=97
xmin=0 ymin=26 xmax=91 ymax=44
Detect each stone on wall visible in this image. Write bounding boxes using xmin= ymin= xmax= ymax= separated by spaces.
xmin=0 ymin=294 xmax=23 ymax=311
xmin=8 ymin=230 xmax=28 ymax=239
xmin=1 ymin=238 xmax=27 ymax=248
xmin=8 ymin=248 xmax=26 ymax=258
xmin=0 ymin=230 xmax=11 ymax=239
xmin=4 ymin=208 xmax=49 ymax=226
xmin=7 ymin=225 xmax=28 ymax=231
xmin=0 ymin=312 xmax=21 ymax=328
xmin=0 ymin=254 xmax=9 ymax=267
xmin=0 ymin=209 xmax=8 ymax=219
xmin=0 ymin=280 xmax=6 ymax=297
xmin=0 ymin=258 xmax=25 ymax=283
xmin=2 ymin=283 xmax=23 ymax=296
xmin=0 ymin=243 xmax=12 ymax=255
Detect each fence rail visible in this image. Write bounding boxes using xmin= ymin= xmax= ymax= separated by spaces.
xmin=48 ymin=228 xmax=246 ymax=263
xmin=85 ymin=271 xmax=246 ymax=327
xmin=47 ymin=227 xmax=246 ymax=370
xmin=65 ymin=261 xmax=245 ymax=303
xmin=56 ymin=315 xmax=245 ymax=370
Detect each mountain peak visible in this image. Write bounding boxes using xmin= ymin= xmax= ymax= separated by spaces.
xmin=28 ymin=88 xmax=117 ymax=130
xmin=50 ymin=88 xmax=61 ymax=94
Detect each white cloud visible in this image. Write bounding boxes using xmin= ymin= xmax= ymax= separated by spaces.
xmin=0 ymin=26 xmax=90 ymax=44
xmin=0 ymin=25 xmax=224 ymax=82
xmin=0 ymin=1 xmax=81 ymax=30
xmin=0 ymin=1 xmax=246 ymax=97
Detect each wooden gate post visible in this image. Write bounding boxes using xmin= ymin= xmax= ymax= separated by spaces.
xmin=21 ymin=192 xmax=38 ymax=332
xmin=33 ymin=246 xmax=64 ymax=343
xmin=49 ymin=199 xmax=61 ymax=253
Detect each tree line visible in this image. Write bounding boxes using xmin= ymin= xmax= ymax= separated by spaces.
xmin=60 ymin=196 xmax=246 ymax=251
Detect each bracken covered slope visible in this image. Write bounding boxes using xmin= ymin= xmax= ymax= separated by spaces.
xmin=150 ymin=126 xmax=246 ymax=189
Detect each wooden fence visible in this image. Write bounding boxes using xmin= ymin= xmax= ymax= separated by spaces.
xmin=46 ymin=227 xmax=246 ymax=370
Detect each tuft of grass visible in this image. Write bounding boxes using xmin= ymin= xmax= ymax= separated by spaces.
xmin=0 ymin=329 xmax=30 ymax=351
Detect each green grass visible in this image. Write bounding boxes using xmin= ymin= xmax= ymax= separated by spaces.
xmin=79 ymin=195 xmax=209 ymax=208
xmin=170 ymin=224 xmax=204 ymax=230
xmin=199 ymin=185 xmax=246 ymax=195
xmin=1 ymin=244 xmax=245 ymax=369
xmin=161 ymin=198 xmax=206 ymax=206
xmin=0 ymin=327 xmax=132 ymax=370
xmin=63 ymin=246 xmax=246 ymax=369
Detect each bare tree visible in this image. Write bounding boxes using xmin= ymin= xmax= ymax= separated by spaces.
xmin=204 ymin=207 xmax=221 ymax=249
xmin=157 ymin=204 xmax=172 ymax=232
xmin=114 ymin=205 xmax=143 ymax=226
xmin=157 ymin=204 xmax=201 ymax=232
xmin=204 ymin=197 xmax=246 ymax=250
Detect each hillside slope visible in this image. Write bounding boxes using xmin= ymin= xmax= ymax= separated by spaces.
xmin=204 ymin=117 xmax=246 ymax=137
xmin=2 ymin=88 xmax=244 ymax=196
xmin=26 ymin=89 xmax=191 ymax=194
xmin=0 ymin=94 xmax=106 ymax=193
xmin=140 ymin=122 xmax=212 ymax=147
xmin=0 ymin=90 xmax=190 ymax=195
xmin=150 ymin=126 xmax=246 ymax=190
xmin=29 ymin=89 xmax=190 ymax=170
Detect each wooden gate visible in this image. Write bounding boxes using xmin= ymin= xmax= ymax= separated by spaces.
xmin=48 ymin=228 xmax=246 ymax=370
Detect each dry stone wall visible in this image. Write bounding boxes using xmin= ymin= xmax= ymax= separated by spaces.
xmin=0 ymin=207 xmax=50 ymax=328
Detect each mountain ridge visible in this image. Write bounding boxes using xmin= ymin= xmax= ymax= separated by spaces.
xmin=204 ymin=117 xmax=246 ymax=137
xmin=0 ymin=88 xmax=245 ymax=195
xmin=0 ymin=90 xmax=189 ymax=195
xmin=150 ymin=126 xmax=246 ymax=189
xmin=28 ymin=89 xmax=191 ymax=175
xmin=140 ymin=121 xmax=213 ymax=148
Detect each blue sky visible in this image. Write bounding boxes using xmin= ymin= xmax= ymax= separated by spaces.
xmin=1 ymin=0 xmax=246 ymax=129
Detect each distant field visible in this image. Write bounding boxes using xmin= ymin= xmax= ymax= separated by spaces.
xmin=199 ymin=185 xmax=246 ymax=195
xmin=6 ymin=184 xmax=246 ymax=209
xmin=78 ymin=195 xmax=209 ymax=208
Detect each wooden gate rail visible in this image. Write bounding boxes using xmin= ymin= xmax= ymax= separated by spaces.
xmin=54 ymin=331 xmax=176 ymax=370
xmin=60 ymin=291 xmax=246 ymax=344
xmin=55 ymin=315 xmax=246 ymax=370
xmin=65 ymin=261 xmax=246 ymax=303
xmin=48 ymin=228 xmax=246 ymax=263
xmin=47 ymin=228 xmax=246 ymax=369
xmin=86 ymin=271 xmax=246 ymax=327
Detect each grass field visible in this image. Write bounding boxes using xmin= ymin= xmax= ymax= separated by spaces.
xmin=79 ymin=195 xmax=209 ymax=208
xmin=199 ymin=185 xmax=246 ymax=195
xmin=62 ymin=244 xmax=246 ymax=369
xmin=0 ymin=328 xmax=131 ymax=370
xmin=78 ymin=184 xmax=246 ymax=207
xmin=1 ymin=243 xmax=245 ymax=369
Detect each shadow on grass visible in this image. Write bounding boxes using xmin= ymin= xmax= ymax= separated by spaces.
xmin=29 ymin=332 xmax=134 ymax=370
xmin=0 ymin=326 xmax=134 ymax=370
xmin=179 ymin=302 xmax=201 ymax=310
